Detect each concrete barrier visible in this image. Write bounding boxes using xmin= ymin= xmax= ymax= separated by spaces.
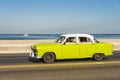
xmin=0 ymin=40 xmax=55 ymax=54
xmin=0 ymin=39 xmax=120 ymax=54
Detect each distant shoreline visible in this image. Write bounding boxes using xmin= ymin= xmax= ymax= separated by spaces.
xmin=0 ymin=34 xmax=120 ymax=40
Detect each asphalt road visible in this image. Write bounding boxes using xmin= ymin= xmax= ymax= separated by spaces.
xmin=0 ymin=52 xmax=120 ymax=80
xmin=0 ymin=52 xmax=120 ymax=65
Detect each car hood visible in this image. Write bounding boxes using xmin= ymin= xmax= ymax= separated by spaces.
xmin=32 ymin=42 xmax=60 ymax=50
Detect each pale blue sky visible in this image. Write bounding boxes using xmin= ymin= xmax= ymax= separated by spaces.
xmin=0 ymin=0 xmax=120 ymax=34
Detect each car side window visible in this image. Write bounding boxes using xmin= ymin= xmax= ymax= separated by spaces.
xmin=79 ymin=37 xmax=92 ymax=43
xmin=66 ymin=37 xmax=76 ymax=43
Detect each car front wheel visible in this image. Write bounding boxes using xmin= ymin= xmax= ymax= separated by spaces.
xmin=42 ymin=53 xmax=55 ymax=63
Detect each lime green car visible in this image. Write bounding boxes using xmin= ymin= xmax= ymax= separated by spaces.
xmin=29 ymin=34 xmax=113 ymax=63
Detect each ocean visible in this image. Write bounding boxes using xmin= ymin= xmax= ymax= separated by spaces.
xmin=0 ymin=34 xmax=120 ymax=40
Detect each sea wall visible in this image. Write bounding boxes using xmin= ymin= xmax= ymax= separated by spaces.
xmin=0 ymin=39 xmax=120 ymax=54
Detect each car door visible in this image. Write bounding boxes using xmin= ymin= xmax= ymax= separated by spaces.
xmin=78 ymin=37 xmax=95 ymax=58
xmin=62 ymin=37 xmax=80 ymax=59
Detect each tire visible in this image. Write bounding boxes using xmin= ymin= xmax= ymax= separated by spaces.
xmin=42 ymin=53 xmax=55 ymax=63
xmin=93 ymin=53 xmax=104 ymax=61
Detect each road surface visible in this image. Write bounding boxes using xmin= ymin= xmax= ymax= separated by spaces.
xmin=0 ymin=52 xmax=120 ymax=80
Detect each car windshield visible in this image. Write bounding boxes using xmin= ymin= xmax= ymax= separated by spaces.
xmin=56 ymin=36 xmax=65 ymax=43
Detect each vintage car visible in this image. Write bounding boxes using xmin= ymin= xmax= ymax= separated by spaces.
xmin=29 ymin=34 xmax=113 ymax=63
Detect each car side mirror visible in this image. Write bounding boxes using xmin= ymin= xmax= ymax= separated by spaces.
xmin=62 ymin=42 xmax=66 ymax=45
xmin=62 ymin=41 xmax=66 ymax=45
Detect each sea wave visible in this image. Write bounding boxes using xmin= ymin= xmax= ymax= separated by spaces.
xmin=0 ymin=34 xmax=120 ymax=40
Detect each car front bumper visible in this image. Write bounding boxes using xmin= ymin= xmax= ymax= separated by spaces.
xmin=29 ymin=51 xmax=42 ymax=61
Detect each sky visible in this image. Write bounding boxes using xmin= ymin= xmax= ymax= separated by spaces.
xmin=0 ymin=0 xmax=120 ymax=34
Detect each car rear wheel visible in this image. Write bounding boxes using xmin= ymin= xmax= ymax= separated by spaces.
xmin=93 ymin=53 xmax=104 ymax=61
xmin=42 ymin=53 xmax=55 ymax=63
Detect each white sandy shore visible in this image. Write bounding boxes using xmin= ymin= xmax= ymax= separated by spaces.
xmin=0 ymin=39 xmax=120 ymax=54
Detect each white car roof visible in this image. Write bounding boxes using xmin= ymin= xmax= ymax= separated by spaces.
xmin=61 ymin=34 xmax=94 ymax=39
